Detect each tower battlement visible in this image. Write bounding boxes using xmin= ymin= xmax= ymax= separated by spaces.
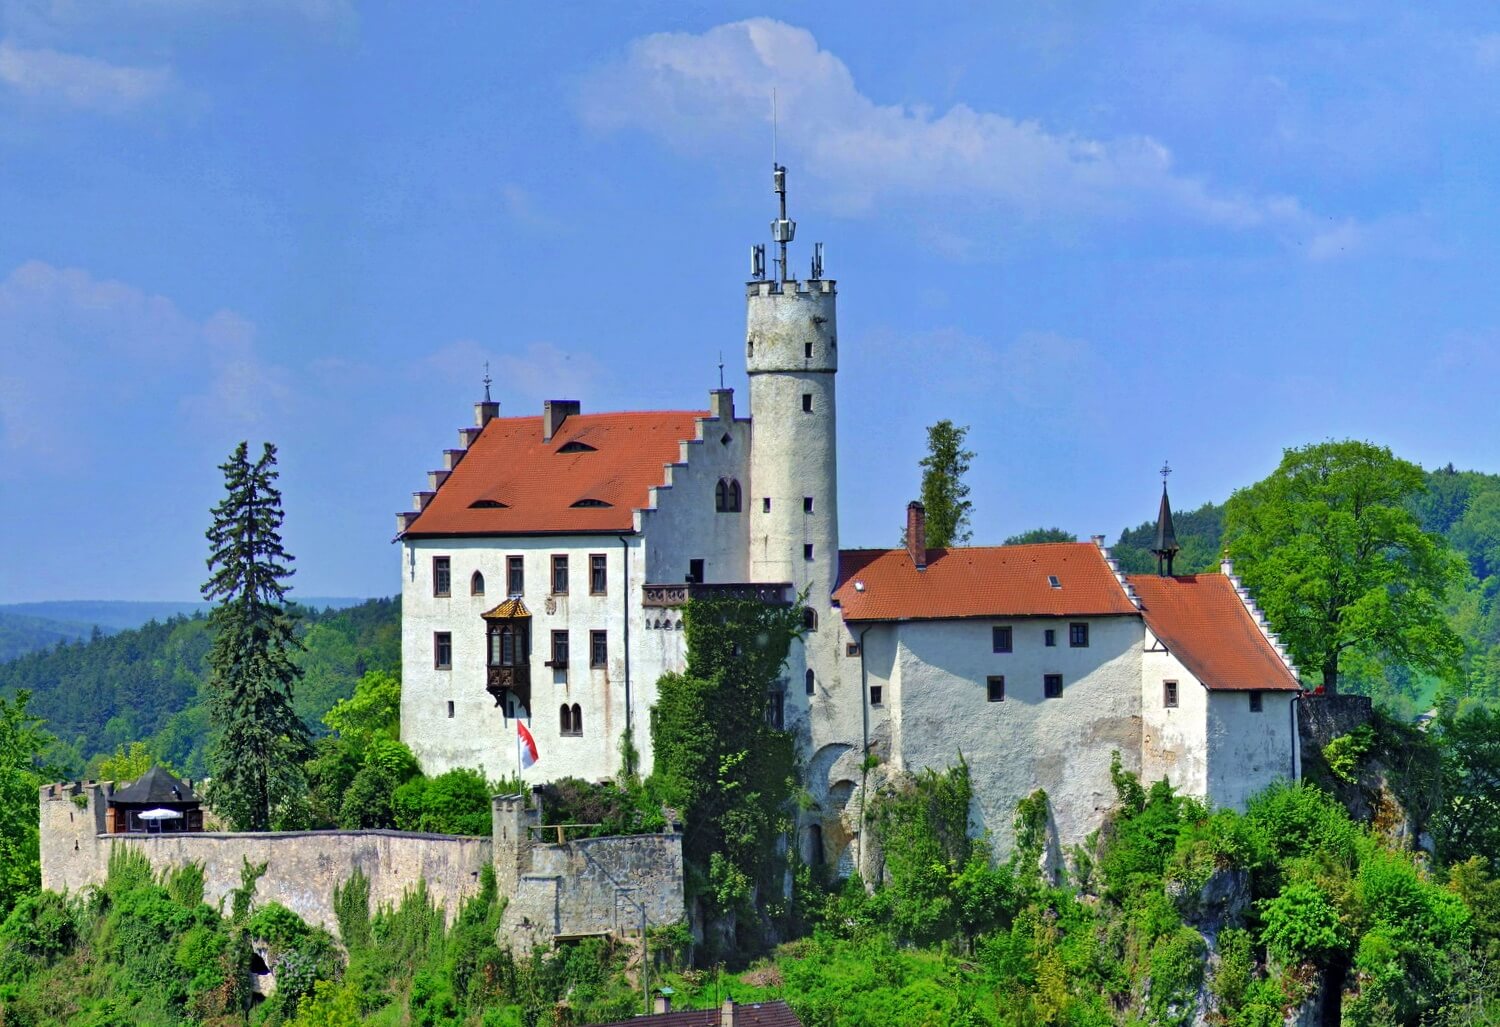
xmin=745 ymin=278 xmax=836 ymax=298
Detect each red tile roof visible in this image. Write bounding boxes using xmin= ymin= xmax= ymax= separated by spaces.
xmin=833 ymin=542 xmax=1139 ymax=621
xmin=402 ymin=411 xmax=705 ymax=537
xmin=1128 ymin=574 xmax=1302 ymax=692
xmin=586 ymin=1001 xmax=802 ymax=1027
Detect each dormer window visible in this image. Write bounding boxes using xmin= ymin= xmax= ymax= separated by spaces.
xmin=715 ymin=478 xmax=742 ymax=513
xmin=469 ymin=498 xmax=508 ymax=509
xmin=571 ymin=498 xmax=612 ymax=508
xmin=557 ymin=440 xmax=597 ymax=454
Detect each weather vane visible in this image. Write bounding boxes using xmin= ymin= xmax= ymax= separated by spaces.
xmin=718 ymin=351 xmax=725 ymax=390
xmin=482 ymin=361 xmax=493 ymax=402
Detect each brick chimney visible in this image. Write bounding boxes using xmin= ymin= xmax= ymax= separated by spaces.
xmin=543 ymin=399 xmax=581 ymax=442
xmin=906 ymin=501 xmax=927 ymax=570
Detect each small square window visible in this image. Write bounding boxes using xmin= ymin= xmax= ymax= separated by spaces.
xmin=1163 ymin=680 xmax=1179 ymax=708
xmin=434 ymin=631 xmax=452 ymax=670
xmin=433 ymin=557 xmax=451 ymax=597
xmin=992 ymin=626 xmax=1012 ymax=653
xmin=1069 ymin=622 xmax=1089 ymax=648
xmin=507 ymin=556 xmax=524 ymax=596
xmin=1044 ymin=628 xmax=1056 ymax=647
xmin=846 ymin=642 xmax=861 ymax=657
xmin=987 ymin=676 xmax=1005 ymax=702
xmin=762 ymin=497 xmax=772 ymax=513
xmin=1047 ymin=575 xmax=1061 ymax=589
xmin=590 ymin=630 xmax=607 ymax=669
xmin=869 ymin=685 xmax=883 ymax=706
xmin=549 ymin=630 xmax=569 ymax=668
xmin=803 ymin=496 xmax=814 ymax=513
xmin=589 ymin=554 xmax=607 ymax=595
xmin=1249 ymin=691 xmax=1264 ymax=713
xmin=446 ymin=700 xmax=455 ymax=719
xmin=804 ymin=544 xmax=814 ymax=561
xmin=551 ymin=555 xmax=569 ymax=594
xmin=1044 ymin=674 xmax=1063 ymax=699
xmin=802 ymin=393 xmax=813 ymax=412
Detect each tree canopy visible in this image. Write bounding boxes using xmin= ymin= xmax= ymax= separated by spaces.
xmin=1003 ymin=527 xmax=1077 ymax=545
xmin=919 ymin=419 xmax=975 ymax=548
xmin=1222 ymin=440 xmax=1467 ymax=692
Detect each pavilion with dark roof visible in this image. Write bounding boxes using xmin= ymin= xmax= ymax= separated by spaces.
xmin=107 ymin=766 xmax=204 ymax=834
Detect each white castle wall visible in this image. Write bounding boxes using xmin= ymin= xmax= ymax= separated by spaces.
xmin=1140 ymin=639 xmax=1210 ymax=798
xmin=875 ymin=615 xmax=1145 ymax=856
xmin=1207 ymin=690 xmax=1298 ymax=810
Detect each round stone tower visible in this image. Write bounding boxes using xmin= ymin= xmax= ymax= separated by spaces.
xmin=746 ymin=165 xmax=839 ymax=705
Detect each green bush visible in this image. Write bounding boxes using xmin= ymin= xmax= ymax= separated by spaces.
xmin=1259 ymin=882 xmax=1346 ymax=965
xmin=1323 ymin=725 xmax=1376 ymax=783
xmin=393 ymin=768 xmax=493 ymax=835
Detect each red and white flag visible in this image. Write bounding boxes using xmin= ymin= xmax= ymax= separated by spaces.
xmin=517 ymin=720 xmax=539 ymax=771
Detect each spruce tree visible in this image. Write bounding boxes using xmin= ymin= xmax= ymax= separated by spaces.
xmin=919 ymin=419 xmax=975 ymax=548
xmin=202 ymin=441 xmax=310 ymax=831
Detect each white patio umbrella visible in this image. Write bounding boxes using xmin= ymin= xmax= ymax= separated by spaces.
xmin=137 ymin=808 xmax=183 ymax=832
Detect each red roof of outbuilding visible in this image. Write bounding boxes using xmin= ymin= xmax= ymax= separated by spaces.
xmin=1128 ymin=574 xmax=1302 ymax=692
xmin=402 ymin=411 xmax=705 ymax=537
xmin=833 ymin=542 xmax=1138 ymax=621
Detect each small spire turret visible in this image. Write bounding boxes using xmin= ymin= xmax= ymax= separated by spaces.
xmin=1152 ymin=462 xmax=1180 ymax=576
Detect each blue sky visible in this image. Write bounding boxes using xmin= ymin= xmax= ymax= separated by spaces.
xmin=1 ymin=2 xmax=1497 ymax=603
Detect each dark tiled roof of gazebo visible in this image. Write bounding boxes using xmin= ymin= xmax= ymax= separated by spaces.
xmin=110 ymin=765 xmax=199 ymax=806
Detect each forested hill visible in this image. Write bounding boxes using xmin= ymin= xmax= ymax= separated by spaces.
xmin=0 ymin=597 xmax=399 ymax=777
xmin=1109 ymin=466 xmax=1500 ymax=712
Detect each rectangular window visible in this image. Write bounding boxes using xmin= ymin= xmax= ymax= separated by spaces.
xmin=762 ymin=497 xmax=772 ymax=513
xmin=551 ymin=555 xmax=568 ymax=594
xmin=804 ymin=341 xmax=813 ymax=358
xmin=1069 ymin=622 xmax=1089 ymax=647
xmin=434 ymin=631 xmax=452 ymax=670
xmin=507 ymin=556 xmax=524 ymax=596
xmin=447 ymin=701 xmax=455 ymax=719
xmin=869 ymin=685 xmax=883 ymax=706
xmin=803 ymin=496 xmax=814 ymax=513
xmin=768 ymin=691 xmax=786 ymax=730
xmin=1044 ymin=674 xmax=1063 ymax=699
xmin=992 ymin=626 xmax=1013 ymax=653
xmin=433 ymin=557 xmax=451 ymax=597
xmin=590 ymin=630 xmax=607 ymax=669
xmin=589 ymin=554 xmax=607 ymax=595
xmin=987 ymin=676 xmax=1005 ymax=702
xmin=688 ymin=558 xmax=705 ymax=583
xmin=804 ymin=543 xmax=814 ymax=561
xmin=846 ymin=642 xmax=861 ymax=657
xmin=802 ymin=393 xmax=813 ymax=412
xmin=1044 ymin=628 xmax=1056 ymax=647
xmin=549 ymin=630 xmax=569 ymax=668
xmin=1249 ymin=691 xmax=1264 ymax=713
xmin=1164 ymin=680 xmax=1179 ymax=708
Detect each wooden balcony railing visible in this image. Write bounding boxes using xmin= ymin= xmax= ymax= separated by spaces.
xmin=641 ymin=581 xmax=793 ymax=608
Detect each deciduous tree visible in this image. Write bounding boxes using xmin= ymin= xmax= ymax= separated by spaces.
xmin=919 ymin=420 xmax=975 ymax=548
xmin=0 ymin=692 xmax=52 ymax=914
xmin=202 ymin=441 xmax=311 ymax=831
xmin=1222 ymin=440 xmax=1466 ymax=693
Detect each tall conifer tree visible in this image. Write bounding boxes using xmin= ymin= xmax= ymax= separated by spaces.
xmin=202 ymin=441 xmax=310 ymax=830
xmin=919 ymin=419 xmax=975 ymax=548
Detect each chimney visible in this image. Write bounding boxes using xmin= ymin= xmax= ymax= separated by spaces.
xmin=721 ymin=999 xmax=736 ymax=1026
xmin=474 ymin=398 xmax=499 ymax=428
xmin=542 ymin=399 xmax=581 ymax=442
xmin=906 ymin=501 xmax=927 ymax=570
xmin=653 ymin=992 xmax=672 ymax=1014
xmin=709 ymin=388 xmax=734 ymax=421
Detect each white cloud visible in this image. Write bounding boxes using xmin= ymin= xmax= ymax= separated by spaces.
xmin=0 ymin=261 xmax=288 ymax=473
xmin=0 ymin=39 xmax=172 ymax=112
xmin=582 ymin=19 xmax=1325 ymax=240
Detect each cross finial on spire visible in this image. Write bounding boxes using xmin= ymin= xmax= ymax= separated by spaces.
xmin=482 ymin=361 xmax=493 ymax=402
xmin=1160 ymin=460 xmax=1172 ymax=484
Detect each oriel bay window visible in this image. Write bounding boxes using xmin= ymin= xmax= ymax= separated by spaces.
xmin=482 ymin=599 xmax=531 ymax=710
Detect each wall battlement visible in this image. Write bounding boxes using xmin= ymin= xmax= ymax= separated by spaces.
xmin=40 ymin=784 xmax=685 ymax=951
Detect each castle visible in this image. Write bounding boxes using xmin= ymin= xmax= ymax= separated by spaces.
xmin=396 ymin=167 xmax=1305 ymax=869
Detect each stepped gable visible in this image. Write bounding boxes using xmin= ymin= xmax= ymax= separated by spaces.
xmin=1129 ymin=573 xmax=1302 ymax=691
xmin=833 ymin=542 xmax=1139 ymax=622
xmin=402 ymin=410 xmax=705 ymax=537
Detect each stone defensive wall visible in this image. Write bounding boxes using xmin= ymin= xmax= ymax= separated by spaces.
xmin=41 ymin=783 xmax=684 ymax=951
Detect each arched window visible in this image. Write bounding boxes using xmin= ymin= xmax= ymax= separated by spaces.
xmin=572 ymin=703 xmax=583 ymax=736
xmin=803 ymin=608 xmax=818 ymax=631
xmin=805 ymin=824 xmax=824 ymax=865
xmin=560 ymin=704 xmax=573 ymax=735
xmin=471 ymin=570 xmax=485 ymax=596
xmin=805 ymin=669 xmax=815 ymax=695
xmin=715 ymin=478 xmax=742 ymax=513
